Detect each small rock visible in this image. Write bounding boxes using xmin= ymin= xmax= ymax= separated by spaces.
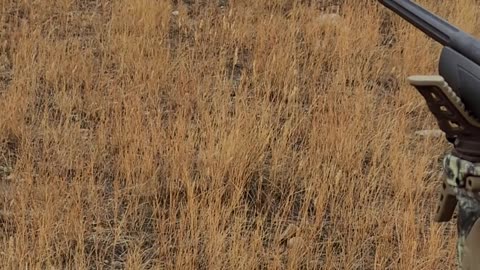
xmin=415 ymin=129 xmax=444 ymax=138
xmin=172 ymin=10 xmax=179 ymax=16
xmin=279 ymin=224 xmax=298 ymax=242
xmin=287 ymin=237 xmax=305 ymax=249
xmin=111 ymin=261 xmax=123 ymax=269
xmin=316 ymin=13 xmax=342 ymax=26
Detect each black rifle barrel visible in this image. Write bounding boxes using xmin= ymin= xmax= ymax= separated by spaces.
xmin=379 ymin=0 xmax=480 ymax=66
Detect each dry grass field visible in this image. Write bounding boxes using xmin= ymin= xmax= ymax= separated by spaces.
xmin=1 ymin=0 xmax=479 ymax=269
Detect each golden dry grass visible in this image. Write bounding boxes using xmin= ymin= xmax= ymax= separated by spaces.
xmin=0 ymin=0 xmax=477 ymax=269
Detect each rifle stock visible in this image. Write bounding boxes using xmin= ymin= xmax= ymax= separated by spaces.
xmin=379 ymin=0 xmax=480 ymax=119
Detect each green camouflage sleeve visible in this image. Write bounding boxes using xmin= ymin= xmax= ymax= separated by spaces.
xmin=444 ymin=154 xmax=480 ymax=269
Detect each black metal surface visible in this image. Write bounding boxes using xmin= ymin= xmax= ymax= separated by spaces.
xmin=379 ymin=0 xmax=480 ymax=120
xmin=379 ymin=0 xmax=480 ymax=67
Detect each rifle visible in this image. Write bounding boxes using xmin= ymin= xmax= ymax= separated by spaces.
xmin=378 ymin=0 xmax=480 ymax=267
xmin=379 ymin=0 xmax=480 ymax=159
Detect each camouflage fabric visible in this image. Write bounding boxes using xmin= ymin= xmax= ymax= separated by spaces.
xmin=444 ymin=154 xmax=480 ymax=269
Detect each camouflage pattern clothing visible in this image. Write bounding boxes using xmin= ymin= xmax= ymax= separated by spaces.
xmin=444 ymin=154 xmax=480 ymax=269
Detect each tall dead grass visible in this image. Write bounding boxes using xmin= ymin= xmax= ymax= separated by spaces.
xmin=0 ymin=0 xmax=476 ymax=269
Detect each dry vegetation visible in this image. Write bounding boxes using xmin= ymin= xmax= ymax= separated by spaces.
xmin=1 ymin=0 xmax=479 ymax=269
